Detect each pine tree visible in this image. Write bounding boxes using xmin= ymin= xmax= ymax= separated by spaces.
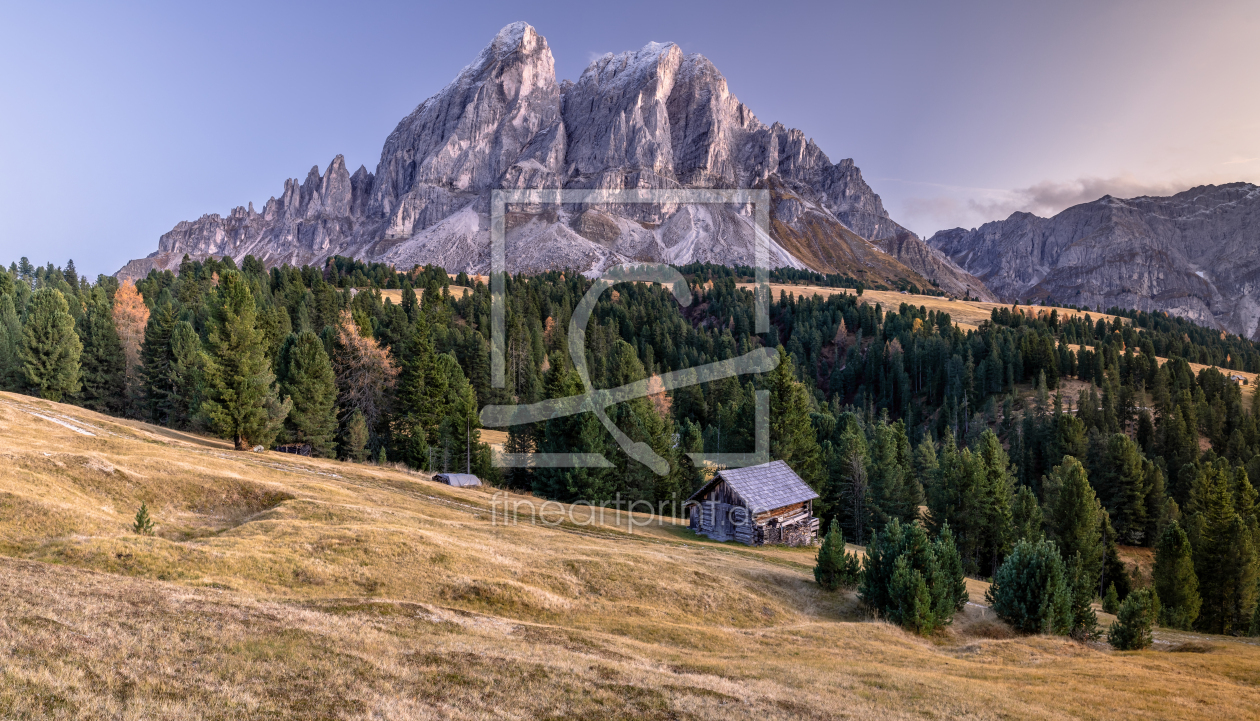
xmin=1153 ymin=520 xmax=1200 ymax=630
xmin=1043 ymin=456 xmax=1105 ymax=596
xmin=986 ymin=538 xmax=1073 ymax=635
xmin=1107 ymin=588 xmax=1157 ymax=650
xmin=20 ymin=288 xmax=82 ymax=402
xmin=277 ymin=331 xmax=338 ymax=457
xmin=815 ymin=519 xmax=862 ymax=590
xmin=75 ymin=287 xmax=127 ymax=413
xmin=860 ymin=518 xmax=964 ymax=634
xmin=198 ymin=270 xmax=291 ymax=450
xmin=927 ymin=433 xmax=989 ymax=574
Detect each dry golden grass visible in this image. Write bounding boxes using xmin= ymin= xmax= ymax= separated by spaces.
xmin=360 ymin=286 xmax=473 ymax=305
xmin=479 ymin=428 xmax=508 ymax=448
xmin=740 ymin=283 xmax=1131 ymax=333
xmin=2 ymin=392 xmax=1260 ymax=719
xmin=1064 ymin=343 xmax=1257 ymax=385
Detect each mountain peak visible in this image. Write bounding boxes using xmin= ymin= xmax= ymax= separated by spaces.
xmin=117 ymin=22 xmax=965 ymax=295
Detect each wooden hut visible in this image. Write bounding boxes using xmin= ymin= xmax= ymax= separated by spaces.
xmin=686 ymin=461 xmax=819 ymax=546
xmin=434 ymin=473 xmax=481 ymax=487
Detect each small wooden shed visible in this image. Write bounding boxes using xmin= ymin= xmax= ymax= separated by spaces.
xmin=434 ymin=473 xmax=481 ymax=487
xmin=686 ymin=461 xmax=820 ymax=546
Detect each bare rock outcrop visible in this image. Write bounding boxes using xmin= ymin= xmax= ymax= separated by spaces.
xmin=119 ymin=22 xmax=968 ymax=294
xmin=927 ymin=183 xmax=1260 ymax=338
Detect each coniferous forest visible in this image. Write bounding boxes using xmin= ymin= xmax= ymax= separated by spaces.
xmin=5 ymin=253 xmax=1260 ymax=636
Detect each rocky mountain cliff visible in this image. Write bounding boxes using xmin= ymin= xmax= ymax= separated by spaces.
xmin=118 ymin=22 xmax=985 ymax=297
xmin=927 ymin=183 xmax=1260 ymax=338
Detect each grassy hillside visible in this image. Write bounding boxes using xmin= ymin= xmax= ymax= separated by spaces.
xmin=740 ymin=283 xmax=1133 ymax=332
xmin=3 ymin=392 xmax=1260 ymax=719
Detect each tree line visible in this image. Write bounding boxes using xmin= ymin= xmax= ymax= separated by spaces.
xmin=5 ymin=255 xmax=1260 ymax=637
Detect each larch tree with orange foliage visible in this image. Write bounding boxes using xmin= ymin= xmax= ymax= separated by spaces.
xmin=111 ymin=279 xmax=149 ymax=406
xmin=331 ymin=310 xmax=399 ymax=455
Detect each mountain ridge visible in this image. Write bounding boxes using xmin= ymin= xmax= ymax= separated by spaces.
xmin=926 ymin=182 xmax=1260 ymax=338
xmin=118 ymin=22 xmax=989 ymax=299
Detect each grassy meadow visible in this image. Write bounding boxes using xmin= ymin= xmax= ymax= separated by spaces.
xmin=2 ymin=392 xmax=1260 ymax=719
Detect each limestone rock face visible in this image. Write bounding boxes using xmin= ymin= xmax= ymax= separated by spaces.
xmin=120 ymin=22 xmax=971 ymax=294
xmin=876 ymin=232 xmax=996 ymax=301
xmin=926 ymin=183 xmax=1260 ymax=338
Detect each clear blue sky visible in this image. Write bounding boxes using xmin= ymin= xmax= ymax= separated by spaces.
xmin=2 ymin=0 xmax=1257 ymax=278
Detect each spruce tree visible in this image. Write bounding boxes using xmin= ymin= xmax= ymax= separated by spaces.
xmin=867 ymin=415 xmax=923 ymax=527
xmin=139 ymin=294 xmax=179 ymax=423
xmin=936 ymin=522 xmax=970 ymax=613
xmin=1191 ymin=460 xmax=1260 ymax=635
xmin=20 ymin=288 xmax=82 ymax=402
xmin=394 ymin=311 xmax=446 ymax=469
xmin=1102 ymin=583 xmax=1120 ymax=614
xmin=198 ymin=270 xmax=291 ymax=450
xmin=167 ymin=321 xmax=204 ymax=428
xmin=986 ymin=538 xmax=1073 ymax=635
xmin=436 ymin=352 xmax=484 ymax=476
xmin=1152 ymin=520 xmax=1200 ymax=630
xmin=829 ymin=419 xmax=870 ymax=544
xmin=1100 ymin=511 xmax=1133 ymax=602
xmin=277 ymin=331 xmax=338 ymax=457
xmin=132 ymin=502 xmax=155 ymax=536
xmin=767 ymin=346 xmax=823 ymax=487
xmin=76 ymin=287 xmax=126 ymax=413
xmin=912 ymin=436 xmax=939 ymax=490
xmin=974 ymin=429 xmax=1016 ymax=575
xmin=1093 ymin=433 xmax=1150 ymax=544
xmin=341 ymin=409 xmax=369 ymax=461
xmin=0 ymin=292 xmax=23 ymax=391
xmin=1067 ymin=550 xmax=1102 ymax=640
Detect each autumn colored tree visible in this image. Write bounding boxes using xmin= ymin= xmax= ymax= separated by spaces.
xmin=331 ymin=310 xmax=398 ymax=449
xmin=111 ymin=279 xmax=149 ymax=409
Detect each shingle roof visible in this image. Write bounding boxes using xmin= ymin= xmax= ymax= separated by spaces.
xmin=435 ymin=473 xmax=482 ymax=487
xmin=687 ymin=460 xmax=818 ymax=512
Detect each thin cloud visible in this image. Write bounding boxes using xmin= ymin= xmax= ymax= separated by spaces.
xmin=897 ymin=175 xmax=1202 ymax=236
